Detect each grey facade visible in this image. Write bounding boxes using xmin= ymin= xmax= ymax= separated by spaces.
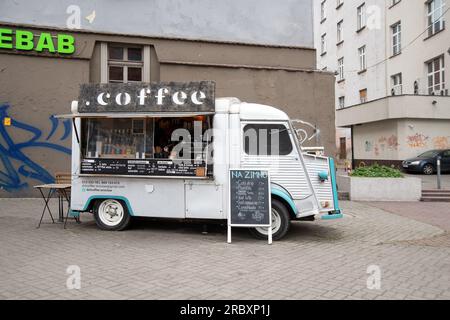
xmin=0 ymin=3 xmax=333 ymax=198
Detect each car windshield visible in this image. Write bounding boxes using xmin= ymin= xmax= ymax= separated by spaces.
xmin=418 ymin=150 xmax=438 ymax=158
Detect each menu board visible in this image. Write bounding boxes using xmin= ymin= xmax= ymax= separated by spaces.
xmin=81 ymin=158 xmax=211 ymax=177
xmin=229 ymin=169 xmax=270 ymax=226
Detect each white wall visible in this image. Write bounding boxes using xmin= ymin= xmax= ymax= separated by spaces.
xmin=386 ymin=0 xmax=450 ymax=96
xmin=397 ymin=119 xmax=450 ymax=159
xmin=353 ymin=119 xmax=398 ymax=160
xmin=353 ymin=118 xmax=450 ymax=160
xmin=314 ymin=0 xmax=387 ymax=109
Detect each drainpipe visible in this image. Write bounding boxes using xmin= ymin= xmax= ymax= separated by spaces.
xmin=351 ymin=125 xmax=355 ymax=169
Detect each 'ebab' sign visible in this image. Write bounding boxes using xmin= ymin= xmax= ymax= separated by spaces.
xmin=0 ymin=28 xmax=75 ymax=54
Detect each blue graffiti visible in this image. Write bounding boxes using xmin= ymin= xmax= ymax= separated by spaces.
xmin=0 ymin=103 xmax=71 ymax=192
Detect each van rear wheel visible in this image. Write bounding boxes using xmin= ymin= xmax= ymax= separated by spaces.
xmin=249 ymin=199 xmax=290 ymax=241
xmin=94 ymin=199 xmax=131 ymax=231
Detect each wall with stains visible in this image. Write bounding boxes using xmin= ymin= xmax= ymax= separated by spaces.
xmin=0 ymin=54 xmax=89 ymax=196
xmin=398 ymin=119 xmax=450 ymax=159
xmin=353 ymin=119 xmax=450 ymax=162
xmin=0 ymin=24 xmax=335 ymax=197
xmin=353 ymin=120 xmax=399 ymax=161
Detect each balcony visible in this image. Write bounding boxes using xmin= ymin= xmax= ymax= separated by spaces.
xmin=336 ymin=94 xmax=450 ymax=127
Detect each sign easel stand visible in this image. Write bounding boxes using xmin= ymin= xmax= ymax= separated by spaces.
xmin=227 ymin=169 xmax=272 ymax=245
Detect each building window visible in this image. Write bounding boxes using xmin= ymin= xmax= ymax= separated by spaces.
xmin=321 ymin=1 xmax=327 ymax=21
xmin=337 ymin=20 xmax=344 ymax=43
xmin=338 ymin=57 xmax=344 ymax=81
xmin=321 ymin=34 xmax=327 ymax=54
xmin=392 ymin=22 xmax=402 ymax=55
xmin=338 ymin=96 xmax=345 ymax=109
xmin=357 ymin=3 xmax=366 ymax=30
xmin=427 ymin=0 xmax=445 ymax=37
xmin=358 ymin=46 xmax=366 ymax=71
xmin=427 ymin=55 xmax=445 ymax=95
xmin=359 ymin=88 xmax=367 ymax=103
xmin=391 ymin=73 xmax=403 ymax=95
xmin=107 ymin=45 xmax=143 ymax=83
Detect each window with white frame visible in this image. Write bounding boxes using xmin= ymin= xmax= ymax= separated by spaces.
xmin=391 ymin=73 xmax=403 ymax=95
xmin=427 ymin=55 xmax=445 ymax=94
xmin=337 ymin=20 xmax=344 ymax=43
xmin=338 ymin=96 xmax=345 ymax=109
xmin=357 ymin=3 xmax=366 ymax=30
xmin=321 ymin=34 xmax=327 ymax=54
xmin=391 ymin=22 xmax=402 ymax=55
xmin=108 ymin=45 xmax=144 ymax=83
xmin=358 ymin=46 xmax=366 ymax=71
xmin=321 ymin=1 xmax=327 ymax=21
xmin=427 ymin=0 xmax=446 ymax=37
xmin=337 ymin=57 xmax=344 ymax=81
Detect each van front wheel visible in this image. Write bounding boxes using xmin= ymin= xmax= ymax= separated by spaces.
xmin=249 ymin=199 xmax=291 ymax=240
xmin=94 ymin=199 xmax=131 ymax=231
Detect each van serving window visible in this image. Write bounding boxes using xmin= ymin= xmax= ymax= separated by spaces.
xmin=243 ymin=124 xmax=293 ymax=156
xmin=80 ymin=115 xmax=213 ymax=177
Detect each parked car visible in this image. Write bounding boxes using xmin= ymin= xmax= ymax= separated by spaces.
xmin=402 ymin=149 xmax=450 ymax=175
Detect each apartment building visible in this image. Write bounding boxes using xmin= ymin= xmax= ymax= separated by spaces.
xmin=315 ymin=0 xmax=450 ymax=168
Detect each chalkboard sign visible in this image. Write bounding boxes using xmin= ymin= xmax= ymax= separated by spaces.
xmin=229 ymin=169 xmax=271 ymax=226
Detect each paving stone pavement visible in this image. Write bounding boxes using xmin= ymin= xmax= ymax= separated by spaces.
xmin=0 ymin=198 xmax=449 ymax=300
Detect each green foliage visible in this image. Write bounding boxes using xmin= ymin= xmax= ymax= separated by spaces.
xmin=351 ymin=164 xmax=404 ymax=178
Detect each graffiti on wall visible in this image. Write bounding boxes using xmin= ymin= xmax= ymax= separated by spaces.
xmin=364 ymin=135 xmax=399 ymax=156
xmin=433 ymin=136 xmax=450 ymax=149
xmin=406 ymin=133 xmax=429 ymax=148
xmin=378 ymin=135 xmax=399 ymax=151
xmin=0 ymin=103 xmax=71 ymax=192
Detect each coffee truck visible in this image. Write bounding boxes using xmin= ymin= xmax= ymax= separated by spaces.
xmin=60 ymin=81 xmax=342 ymax=240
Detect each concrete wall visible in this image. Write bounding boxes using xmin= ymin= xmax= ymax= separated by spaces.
xmin=397 ymin=119 xmax=450 ymax=159
xmin=353 ymin=118 xmax=450 ymax=162
xmin=353 ymin=119 xmax=399 ymax=161
xmin=0 ymin=24 xmax=335 ymax=197
xmin=336 ymin=95 xmax=450 ymax=127
xmin=349 ymin=177 xmax=422 ymax=201
xmin=0 ymin=0 xmax=314 ymax=47
xmin=0 ymin=54 xmax=88 ymax=196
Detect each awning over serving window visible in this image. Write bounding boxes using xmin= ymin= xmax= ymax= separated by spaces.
xmin=54 ymin=112 xmax=215 ymax=119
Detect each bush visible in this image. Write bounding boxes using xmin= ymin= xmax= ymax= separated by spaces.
xmin=350 ymin=164 xmax=403 ymax=178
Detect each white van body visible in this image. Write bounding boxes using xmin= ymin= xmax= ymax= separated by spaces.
xmin=69 ymin=97 xmax=342 ymax=238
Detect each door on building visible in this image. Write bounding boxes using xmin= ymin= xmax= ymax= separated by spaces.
xmin=339 ymin=137 xmax=347 ymax=160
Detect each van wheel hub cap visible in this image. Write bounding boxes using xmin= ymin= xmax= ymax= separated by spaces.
xmin=98 ymin=200 xmax=124 ymax=226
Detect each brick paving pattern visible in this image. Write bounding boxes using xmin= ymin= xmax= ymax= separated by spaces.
xmin=0 ymin=199 xmax=449 ymax=300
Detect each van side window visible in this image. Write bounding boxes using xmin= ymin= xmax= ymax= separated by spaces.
xmin=243 ymin=124 xmax=293 ymax=156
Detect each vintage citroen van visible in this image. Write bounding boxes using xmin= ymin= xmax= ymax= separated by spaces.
xmin=67 ymin=92 xmax=342 ymax=240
